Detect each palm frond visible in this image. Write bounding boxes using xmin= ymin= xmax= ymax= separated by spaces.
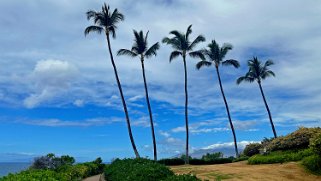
xmin=86 ymin=10 xmax=97 ymax=20
xmin=265 ymin=60 xmax=274 ymax=67
xmin=169 ymin=51 xmax=182 ymax=62
xmin=117 ymin=49 xmax=138 ymax=57
xmin=84 ymin=26 xmax=103 ymax=36
xmin=186 ymin=24 xmax=192 ymax=39
xmin=222 ymin=59 xmax=240 ymax=68
xmin=236 ymin=76 xmax=255 ymax=84
xmin=109 ymin=26 xmax=116 ymax=38
xmin=261 ymin=70 xmax=275 ymax=79
xmin=189 ymin=50 xmax=205 ymax=61
xmin=111 ymin=8 xmax=124 ymax=24
xmin=196 ymin=60 xmax=212 ymax=70
xmin=169 ymin=30 xmax=183 ymax=38
xmin=188 ymin=35 xmax=205 ymax=51
xmin=145 ymin=42 xmax=160 ymax=58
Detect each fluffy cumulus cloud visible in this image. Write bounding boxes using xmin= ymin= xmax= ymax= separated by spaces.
xmin=23 ymin=59 xmax=79 ymax=108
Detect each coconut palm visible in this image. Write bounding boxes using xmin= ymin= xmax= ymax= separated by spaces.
xmin=237 ymin=57 xmax=277 ymax=138
xmin=162 ymin=25 xmax=205 ymax=164
xmin=196 ymin=40 xmax=240 ymax=157
xmin=84 ymin=3 xmax=140 ymax=158
xmin=117 ymin=30 xmax=160 ymax=161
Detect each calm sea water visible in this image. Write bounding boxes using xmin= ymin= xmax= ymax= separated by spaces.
xmin=0 ymin=162 xmax=31 ymax=177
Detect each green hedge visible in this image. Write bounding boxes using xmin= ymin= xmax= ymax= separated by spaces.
xmin=158 ymin=158 xmax=185 ymax=166
xmin=104 ymin=158 xmax=200 ymax=181
xmin=189 ymin=158 xmax=233 ymax=165
xmin=248 ymin=149 xmax=313 ymax=165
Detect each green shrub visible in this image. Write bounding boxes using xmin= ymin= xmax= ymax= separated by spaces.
xmin=162 ymin=174 xmax=201 ymax=181
xmin=201 ymin=152 xmax=223 ymax=161
xmin=0 ymin=157 xmax=105 ymax=181
xmin=302 ymin=155 xmax=321 ymax=175
xmin=243 ymin=143 xmax=262 ymax=157
xmin=310 ymin=133 xmax=321 ymax=155
xmin=105 ymin=158 xmax=174 ymax=181
xmin=189 ymin=158 xmax=233 ymax=165
xmin=248 ymin=149 xmax=313 ymax=165
xmin=158 ymin=158 xmax=185 ymax=166
xmin=232 ymin=155 xmax=249 ymax=162
xmin=267 ymin=127 xmax=321 ymax=152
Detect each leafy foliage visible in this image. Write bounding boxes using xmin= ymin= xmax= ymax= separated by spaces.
xmin=266 ymin=127 xmax=321 ymax=152
xmin=310 ymin=133 xmax=321 ymax=155
xmin=104 ymin=158 xmax=174 ymax=181
xmin=201 ymin=152 xmax=223 ymax=161
xmin=236 ymin=57 xmax=275 ymax=84
xmin=302 ymin=155 xmax=321 ymax=175
xmin=158 ymin=158 xmax=185 ymax=166
xmin=30 ymin=153 xmax=75 ymax=170
xmin=189 ymin=158 xmax=233 ymax=165
xmin=243 ymin=143 xmax=262 ymax=157
xmin=248 ymin=149 xmax=313 ymax=165
xmin=0 ymin=156 xmax=105 ymax=181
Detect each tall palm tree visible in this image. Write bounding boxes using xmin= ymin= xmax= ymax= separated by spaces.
xmin=196 ymin=40 xmax=240 ymax=157
xmin=162 ymin=25 xmax=205 ymax=164
xmin=237 ymin=57 xmax=277 ymax=138
xmin=84 ymin=3 xmax=140 ymax=158
xmin=117 ymin=30 xmax=160 ymax=161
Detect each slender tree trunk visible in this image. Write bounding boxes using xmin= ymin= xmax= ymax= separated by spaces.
xmin=258 ymin=81 xmax=277 ymax=138
xmin=216 ymin=67 xmax=239 ymax=157
xmin=140 ymin=58 xmax=157 ymax=161
xmin=106 ymin=34 xmax=140 ymax=158
xmin=183 ymin=56 xmax=189 ymax=164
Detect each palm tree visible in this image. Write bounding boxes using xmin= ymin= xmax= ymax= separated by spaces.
xmin=84 ymin=3 xmax=140 ymax=158
xmin=162 ymin=25 xmax=205 ymax=164
xmin=117 ymin=30 xmax=160 ymax=161
xmin=237 ymin=57 xmax=277 ymax=138
xmin=196 ymin=40 xmax=240 ymax=157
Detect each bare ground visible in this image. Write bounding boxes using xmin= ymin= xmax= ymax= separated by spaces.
xmin=171 ymin=161 xmax=321 ymax=181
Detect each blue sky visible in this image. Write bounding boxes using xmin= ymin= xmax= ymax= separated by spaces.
xmin=1 ymin=0 xmax=321 ymax=162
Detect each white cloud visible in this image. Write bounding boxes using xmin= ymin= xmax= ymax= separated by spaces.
xmin=202 ymin=140 xmax=260 ymax=150
xmin=23 ymin=59 xmax=79 ymax=108
xmin=18 ymin=117 xmax=123 ymax=127
xmin=171 ymin=120 xmax=229 ymax=134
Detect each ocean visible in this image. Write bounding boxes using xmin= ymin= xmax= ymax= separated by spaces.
xmin=0 ymin=162 xmax=31 ymax=177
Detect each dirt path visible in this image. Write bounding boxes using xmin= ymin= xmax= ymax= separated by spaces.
xmin=82 ymin=174 xmax=104 ymax=181
xmin=171 ymin=161 xmax=321 ymax=181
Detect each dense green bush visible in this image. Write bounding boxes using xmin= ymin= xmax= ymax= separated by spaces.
xmin=189 ymin=158 xmax=233 ymax=165
xmin=232 ymin=155 xmax=249 ymax=162
xmin=310 ymin=133 xmax=321 ymax=155
xmin=248 ymin=149 xmax=313 ymax=165
xmin=158 ymin=158 xmax=185 ymax=166
xmin=266 ymin=127 xmax=321 ymax=152
xmin=105 ymin=158 xmax=174 ymax=181
xmin=30 ymin=153 xmax=76 ymax=170
xmin=0 ymin=157 xmax=105 ymax=181
xmin=201 ymin=152 xmax=223 ymax=161
xmin=243 ymin=143 xmax=262 ymax=157
xmin=302 ymin=155 xmax=321 ymax=175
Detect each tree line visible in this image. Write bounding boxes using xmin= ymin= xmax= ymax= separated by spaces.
xmin=84 ymin=3 xmax=278 ymax=164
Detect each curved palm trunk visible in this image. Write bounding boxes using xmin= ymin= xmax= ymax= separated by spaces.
xmin=258 ymin=81 xmax=277 ymax=138
xmin=106 ymin=34 xmax=140 ymax=158
xmin=183 ymin=56 xmax=189 ymax=164
xmin=216 ymin=67 xmax=239 ymax=157
xmin=141 ymin=59 xmax=157 ymax=161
